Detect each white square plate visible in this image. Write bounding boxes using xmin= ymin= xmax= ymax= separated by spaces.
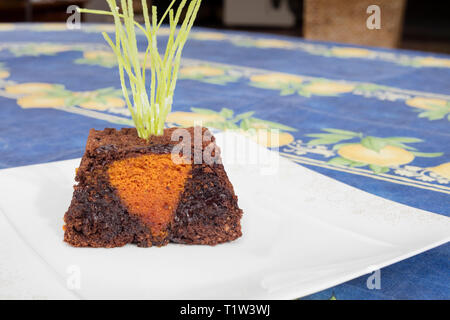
xmin=0 ymin=132 xmax=449 ymax=299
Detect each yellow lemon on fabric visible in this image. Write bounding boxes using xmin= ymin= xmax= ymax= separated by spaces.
xmin=0 ymin=70 xmax=10 ymax=79
xmin=79 ymin=97 xmax=126 ymax=110
xmin=83 ymin=50 xmax=114 ymax=59
xmin=0 ymin=24 xmax=15 ymax=31
xmin=338 ymin=144 xmax=414 ymax=167
xmin=166 ymin=111 xmax=225 ymax=127
xmin=192 ymin=32 xmax=226 ymax=41
xmin=250 ymin=73 xmax=303 ymax=85
xmin=5 ymin=83 xmax=55 ymax=95
xmin=405 ymin=97 xmax=447 ymax=110
xmin=416 ymin=57 xmax=450 ymax=68
xmin=36 ymin=45 xmax=70 ymax=54
xmin=155 ymin=27 xmax=171 ymax=36
xmin=17 ymin=95 xmax=66 ymax=108
xmin=179 ymin=66 xmax=225 ymax=77
xmin=82 ymin=51 xmax=118 ymax=67
xmin=40 ymin=23 xmax=68 ymax=31
xmin=91 ymin=24 xmax=116 ymax=33
xmin=304 ymin=82 xmax=354 ymax=95
xmin=331 ymin=47 xmax=372 ymax=58
xmin=277 ymin=132 xmax=295 ymax=147
xmin=246 ymin=122 xmax=271 ymax=130
xmin=254 ymin=130 xmax=294 ymax=148
xmin=429 ymin=163 xmax=450 ymax=179
xmin=236 ymin=129 xmax=294 ymax=148
xmin=254 ymin=39 xmax=295 ymax=49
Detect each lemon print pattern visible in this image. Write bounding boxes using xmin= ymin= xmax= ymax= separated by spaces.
xmin=83 ymin=51 xmax=114 ymax=60
xmin=406 ymin=97 xmax=446 ymax=110
xmin=415 ymin=57 xmax=450 ymax=68
xmin=238 ymin=129 xmax=294 ymax=148
xmin=39 ymin=23 xmax=69 ymax=31
xmin=405 ymin=97 xmax=450 ymax=121
xmin=76 ymin=50 xmax=118 ymax=68
xmin=302 ymin=82 xmax=355 ymax=96
xmin=190 ymin=32 xmax=227 ymax=41
xmin=76 ymin=51 xmax=154 ymax=69
xmin=84 ymin=24 xmax=117 ymax=33
xmin=231 ymin=38 xmax=295 ymax=50
xmin=250 ymin=73 xmax=304 ymax=96
xmin=338 ymin=144 xmax=415 ymax=167
xmin=0 ymin=64 xmax=10 ymax=79
xmin=0 ymin=62 xmax=10 ymax=79
xmin=250 ymin=73 xmax=354 ymax=97
xmin=252 ymin=39 xmax=295 ymax=49
xmin=306 ymin=128 xmax=443 ymax=174
xmin=0 ymin=23 xmax=15 ymax=31
xmin=330 ymin=47 xmax=373 ymax=58
xmin=5 ymin=83 xmax=55 ymax=95
xmin=428 ymin=163 xmax=450 ymax=179
xmin=167 ymin=111 xmax=225 ymax=127
xmin=178 ymin=66 xmax=239 ymax=85
xmin=250 ymin=73 xmax=303 ymax=86
xmin=179 ymin=66 xmax=225 ymax=77
xmin=8 ymin=44 xmax=71 ymax=57
xmin=79 ymin=97 xmax=125 ymax=110
xmin=5 ymin=82 xmax=126 ymax=111
xmin=0 ymin=70 xmax=10 ymax=79
xmin=167 ymin=107 xmax=296 ymax=148
xmin=72 ymin=52 xmax=446 ymax=114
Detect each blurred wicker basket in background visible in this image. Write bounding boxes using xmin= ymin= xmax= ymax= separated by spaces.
xmin=303 ymin=0 xmax=407 ymax=48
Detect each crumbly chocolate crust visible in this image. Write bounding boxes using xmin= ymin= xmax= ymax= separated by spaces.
xmin=64 ymin=127 xmax=243 ymax=247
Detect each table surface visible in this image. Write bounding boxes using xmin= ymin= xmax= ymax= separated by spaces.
xmin=0 ymin=23 xmax=448 ymax=300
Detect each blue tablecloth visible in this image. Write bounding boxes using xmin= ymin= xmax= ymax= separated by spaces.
xmin=0 ymin=23 xmax=448 ymax=299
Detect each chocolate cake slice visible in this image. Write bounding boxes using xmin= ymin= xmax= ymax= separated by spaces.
xmin=64 ymin=127 xmax=243 ymax=247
